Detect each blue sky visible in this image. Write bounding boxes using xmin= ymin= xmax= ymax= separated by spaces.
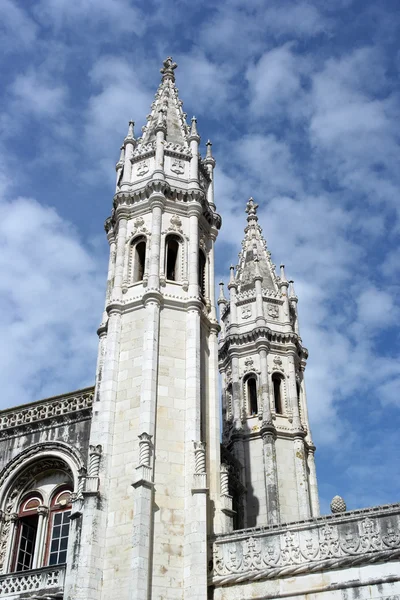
xmin=1 ymin=0 xmax=399 ymax=514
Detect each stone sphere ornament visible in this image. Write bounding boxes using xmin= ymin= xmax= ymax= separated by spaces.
xmin=330 ymin=495 xmax=347 ymax=513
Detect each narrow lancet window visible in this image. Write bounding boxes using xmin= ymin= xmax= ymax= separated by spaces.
xmin=165 ymin=235 xmax=180 ymax=281
xmin=272 ymin=374 xmax=283 ymax=414
xmin=133 ymin=237 xmax=146 ymax=282
xmin=248 ymin=378 xmax=258 ymax=416
xmin=198 ymin=250 xmax=206 ymax=297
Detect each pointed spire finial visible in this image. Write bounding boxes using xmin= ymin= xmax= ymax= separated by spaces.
xmin=206 ymin=140 xmax=213 ymax=157
xmin=289 ymin=280 xmax=298 ymax=301
xmin=229 ymin=265 xmax=235 ymax=283
xmin=280 ymin=264 xmax=288 ymax=283
xmin=218 ymin=281 xmax=227 ymax=305
xmin=160 ymin=56 xmax=178 ymax=82
xmin=246 ymin=197 xmax=259 ymax=222
xmin=125 ymin=120 xmax=135 ymax=141
xmin=190 ymin=116 xmax=198 ymax=135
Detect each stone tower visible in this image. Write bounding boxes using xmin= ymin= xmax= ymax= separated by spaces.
xmin=218 ymin=198 xmax=320 ymax=529
xmin=65 ymin=57 xmax=222 ymax=600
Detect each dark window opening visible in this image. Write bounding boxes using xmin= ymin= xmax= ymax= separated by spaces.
xmin=248 ymin=378 xmax=258 ymax=415
xmin=15 ymin=516 xmax=38 ymax=571
xmin=198 ymin=251 xmax=206 ymax=297
xmin=133 ymin=239 xmax=146 ymax=282
xmin=273 ymin=375 xmax=283 ymax=414
xmin=166 ymin=236 xmax=180 ymax=281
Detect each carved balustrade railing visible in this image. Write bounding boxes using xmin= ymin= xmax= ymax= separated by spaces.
xmin=0 ymin=565 xmax=65 ymax=598
xmin=0 ymin=387 xmax=94 ymax=438
xmin=210 ymin=503 xmax=400 ymax=587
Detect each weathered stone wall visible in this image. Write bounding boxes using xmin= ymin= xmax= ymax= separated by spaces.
xmin=0 ymin=387 xmax=93 ymax=474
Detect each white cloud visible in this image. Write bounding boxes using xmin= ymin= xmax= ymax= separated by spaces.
xmin=246 ymin=43 xmax=307 ymax=117
xmin=0 ymin=0 xmax=37 ymax=51
xmin=9 ymin=71 xmax=68 ymax=118
xmin=84 ymin=56 xmax=153 ymax=180
xmin=0 ymin=188 xmax=105 ymax=408
xmin=34 ymin=0 xmax=146 ymax=36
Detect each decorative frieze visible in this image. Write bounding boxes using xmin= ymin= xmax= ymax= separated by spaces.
xmin=0 ymin=388 xmax=94 ymax=438
xmin=210 ymin=504 xmax=400 ymax=586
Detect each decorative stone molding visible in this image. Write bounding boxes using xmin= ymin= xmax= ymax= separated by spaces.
xmin=193 ymin=441 xmax=207 ymax=492
xmin=83 ymin=445 xmax=102 ymax=495
xmin=210 ymin=504 xmax=400 ymax=587
xmin=136 ymin=160 xmax=150 ymax=177
xmin=133 ymin=433 xmax=153 ymax=489
xmin=0 ymin=388 xmax=94 ymax=439
xmin=0 ymin=565 xmax=65 ymax=597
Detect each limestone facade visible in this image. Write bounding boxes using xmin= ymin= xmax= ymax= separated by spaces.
xmin=0 ymin=57 xmax=399 ymax=600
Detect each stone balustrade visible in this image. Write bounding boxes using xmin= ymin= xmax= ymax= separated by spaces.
xmin=0 ymin=565 xmax=65 ymax=598
xmin=210 ymin=503 xmax=400 ymax=587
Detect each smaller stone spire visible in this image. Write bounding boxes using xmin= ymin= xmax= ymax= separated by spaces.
xmin=218 ymin=281 xmax=227 ymax=307
xmin=280 ymin=264 xmax=288 ymax=284
xmin=289 ymin=280 xmax=298 ymax=301
xmin=160 ymin=56 xmax=177 ymax=82
xmin=189 ymin=116 xmax=200 ymax=141
xmin=228 ymin=265 xmax=236 ymax=287
xmin=116 ymin=145 xmax=125 ymax=169
xmin=125 ymin=120 xmax=135 ymax=142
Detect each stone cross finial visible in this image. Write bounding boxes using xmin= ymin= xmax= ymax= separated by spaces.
xmin=246 ymin=197 xmax=259 ymax=221
xmin=160 ymin=56 xmax=178 ymax=82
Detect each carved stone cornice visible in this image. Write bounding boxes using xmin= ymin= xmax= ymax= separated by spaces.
xmin=210 ymin=503 xmax=400 ymax=587
xmin=0 ymin=388 xmax=94 ymax=440
xmin=219 ymin=326 xmax=307 ymax=362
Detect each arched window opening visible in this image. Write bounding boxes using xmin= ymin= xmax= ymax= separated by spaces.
xmin=165 ymin=235 xmax=180 ymax=281
xmin=198 ymin=250 xmax=206 ymax=297
xmin=133 ymin=237 xmax=146 ymax=282
xmin=248 ymin=378 xmax=258 ymax=416
xmin=272 ymin=374 xmax=283 ymax=414
xmin=47 ymin=488 xmax=72 ymax=566
xmin=7 ymin=459 xmax=74 ymax=574
xmin=13 ymin=493 xmax=43 ymax=572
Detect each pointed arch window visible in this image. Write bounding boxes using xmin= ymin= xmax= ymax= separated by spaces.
xmin=244 ymin=374 xmax=258 ymax=416
xmin=272 ymin=373 xmax=283 ymax=415
xmin=198 ymin=250 xmax=206 ymax=297
xmin=165 ymin=234 xmax=181 ymax=281
xmin=132 ymin=236 xmax=146 ymax=283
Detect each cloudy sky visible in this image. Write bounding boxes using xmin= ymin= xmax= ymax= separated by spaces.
xmin=1 ymin=0 xmax=399 ymax=514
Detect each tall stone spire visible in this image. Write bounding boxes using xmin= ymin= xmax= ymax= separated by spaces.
xmin=218 ymin=196 xmax=319 ymax=530
xmin=140 ymin=56 xmax=190 ymax=147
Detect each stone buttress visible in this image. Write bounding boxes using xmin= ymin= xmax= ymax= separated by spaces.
xmin=64 ymin=58 xmax=222 ymax=600
xmin=218 ymin=198 xmax=320 ymax=531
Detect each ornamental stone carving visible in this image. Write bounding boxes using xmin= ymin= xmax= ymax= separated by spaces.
xmin=171 ymin=159 xmax=185 ymax=175
xmin=211 ymin=505 xmax=400 ymax=586
xmin=241 ymin=306 xmax=252 ymax=320
xmin=244 ymin=357 xmax=254 ymax=372
xmin=267 ymin=304 xmax=279 ymax=319
xmin=330 ymin=495 xmax=347 ymax=513
xmin=136 ymin=160 xmax=149 ymax=177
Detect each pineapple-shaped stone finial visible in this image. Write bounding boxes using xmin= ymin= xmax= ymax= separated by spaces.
xmin=330 ymin=495 xmax=347 ymax=513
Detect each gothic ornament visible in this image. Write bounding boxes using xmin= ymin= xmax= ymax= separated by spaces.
xmin=136 ymin=160 xmax=150 ymax=177
xmin=267 ymin=304 xmax=279 ymax=319
xmin=171 ymin=159 xmax=185 ymax=175
xmin=241 ymin=306 xmax=252 ymax=320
